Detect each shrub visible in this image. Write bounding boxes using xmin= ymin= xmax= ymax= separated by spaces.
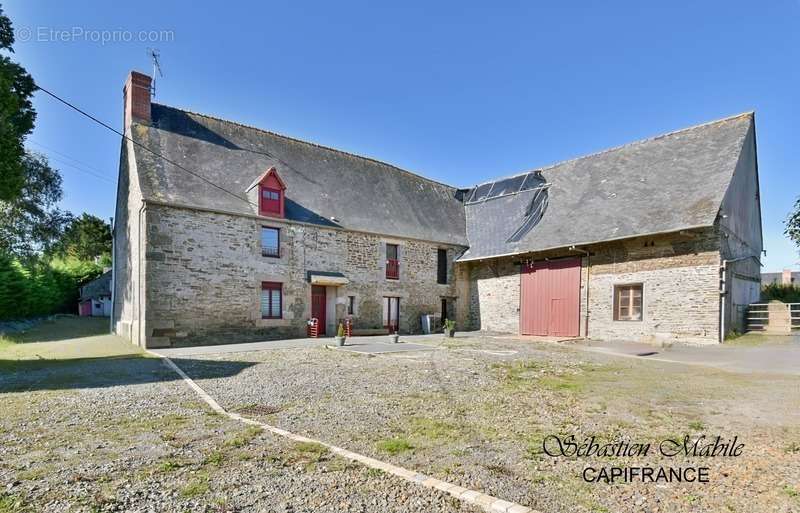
xmin=0 ymin=253 xmax=104 ymax=320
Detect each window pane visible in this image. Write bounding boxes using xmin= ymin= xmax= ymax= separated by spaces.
xmin=437 ymin=249 xmax=447 ymax=284
xmin=260 ymin=290 xmax=270 ymax=317
xmin=270 ymin=289 xmax=281 ymax=317
xmin=620 ymin=306 xmax=629 ymax=317
xmin=261 ymin=227 xmax=279 ymax=256
xmin=386 ymin=244 xmax=398 ymax=260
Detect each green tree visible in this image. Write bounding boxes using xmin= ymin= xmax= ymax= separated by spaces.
xmin=0 ymin=152 xmax=71 ymax=260
xmin=787 ymin=197 xmax=800 ymax=252
xmin=52 ymin=213 xmax=111 ymax=262
xmin=0 ymin=4 xmax=37 ymax=202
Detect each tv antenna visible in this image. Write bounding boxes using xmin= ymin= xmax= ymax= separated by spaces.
xmin=147 ymin=48 xmax=164 ymax=97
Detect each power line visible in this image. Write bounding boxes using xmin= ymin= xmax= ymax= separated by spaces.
xmin=29 ymin=139 xmax=113 ymax=177
xmin=35 ymin=85 xmax=258 ymax=209
xmin=45 ymin=154 xmax=116 ymax=185
xmin=27 ymin=140 xmax=116 ymax=185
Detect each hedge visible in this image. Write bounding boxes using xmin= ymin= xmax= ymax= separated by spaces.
xmin=0 ymin=253 xmax=104 ymax=321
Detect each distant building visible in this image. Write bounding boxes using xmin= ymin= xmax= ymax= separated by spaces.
xmin=762 ymin=269 xmax=799 ymax=286
xmin=79 ymin=271 xmax=112 ymax=317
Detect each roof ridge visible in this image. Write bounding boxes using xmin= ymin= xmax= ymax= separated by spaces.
xmin=468 ymin=111 xmax=754 ymax=188
xmin=150 ymin=103 xmax=459 ymax=190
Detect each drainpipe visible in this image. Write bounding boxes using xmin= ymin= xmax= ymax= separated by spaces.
xmin=569 ymin=245 xmax=590 ymax=338
xmin=109 ymin=217 xmax=115 ymax=334
xmin=137 ymin=201 xmax=146 ymax=348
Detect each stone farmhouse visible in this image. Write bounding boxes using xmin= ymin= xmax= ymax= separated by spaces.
xmin=112 ymin=71 xmax=763 ymax=348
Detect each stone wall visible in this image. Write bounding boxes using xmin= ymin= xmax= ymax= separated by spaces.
xmin=112 ymin=137 xmax=145 ymax=346
xmin=587 ymin=230 xmax=721 ymax=344
xmin=463 ymin=229 xmax=723 ymax=344
xmin=140 ymin=203 xmax=462 ymax=347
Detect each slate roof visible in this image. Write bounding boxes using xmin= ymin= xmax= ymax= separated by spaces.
xmin=131 ymin=104 xmax=468 ymax=246
xmin=458 ymin=113 xmax=754 ymax=261
xmin=129 ymin=105 xmax=752 ymax=260
xmin=80 ymin=271 xmax=111 ymax=300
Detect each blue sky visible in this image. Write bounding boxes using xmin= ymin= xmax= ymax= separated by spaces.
xmin=5 ymin=1 xmax=799 ymax=270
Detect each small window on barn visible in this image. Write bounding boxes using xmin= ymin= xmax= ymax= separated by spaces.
xmin=437 ymin=249 xmax=448 ymax=284
xmin=261 ymin=282 xmax=282 ymax=319
xmin=261 ymin=227 xmax=280 ymax=257
xmin=613 ymin=284 xmax=643 ymax=321
xmin=347 ymin=296 xmax=355 ymax=315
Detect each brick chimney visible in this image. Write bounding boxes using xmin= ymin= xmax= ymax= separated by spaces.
xmin=123 ymin=71 xmax=152 ymax=128
xmin=782 ymin=268 xmax=793 ymax=285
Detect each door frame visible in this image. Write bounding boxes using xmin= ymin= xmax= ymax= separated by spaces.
xmin=383 ymin=296 xmax=400 ymax=332
xmin=311 ymin=285 xmax=327 ymax=336
xmin=519 ymin=256 xmax=581 ymax=337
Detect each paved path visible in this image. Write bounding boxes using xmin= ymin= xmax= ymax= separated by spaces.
xmin=577 ymin=336 xmax=800 ymax=375
xmin=334 ymin=341 xmax=436 ymax=354
xmin=150 ymin=333 xmax=448 ymax=357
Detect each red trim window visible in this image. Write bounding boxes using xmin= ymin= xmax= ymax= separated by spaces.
xmin=386 ymin=243 xmax=399 ymax=280
xmin=261 ymin=226 xmax=280 ymax=257
xmin=261 ymin=282 xmax=282 ymax=319
xmin=260 ymin=187 xmax=282 ymax=215
xmin=256 ymin=167 xmax=286 ymax=218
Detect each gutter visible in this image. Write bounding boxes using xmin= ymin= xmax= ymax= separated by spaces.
xmin=456 ymin=223 xmax=713 ymax=263
xmin=109 ymin=216 xmax=115 ymax=334
xmin=140 ymin=198 xmax=469 ymax=250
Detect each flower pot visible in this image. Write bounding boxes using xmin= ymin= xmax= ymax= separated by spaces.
xmin=389 ymin=334 xmax=400 ymax=344
xmin=446 ymin=329 xmax=455 ymax=338
xmin=335 ymin=336 xmax=346 ymax=346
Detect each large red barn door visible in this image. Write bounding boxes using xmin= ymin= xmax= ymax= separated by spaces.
xmin=520 ymin=257 xmax=581 ymax=337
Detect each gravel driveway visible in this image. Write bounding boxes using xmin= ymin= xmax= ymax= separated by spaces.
xmin=177 ymin=336 xmax=800 ymax=513
xmin=0 ymin=356 xmax=479 ymax=512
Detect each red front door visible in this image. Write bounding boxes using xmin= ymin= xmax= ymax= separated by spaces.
xmin=311 ymin=286 xmax=326 ymax=336
xmin=520 ymin=257 xmax=581 ymax=337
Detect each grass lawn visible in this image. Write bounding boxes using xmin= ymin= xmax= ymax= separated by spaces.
xmin=0 ymin=316 xmax=143 ymax=364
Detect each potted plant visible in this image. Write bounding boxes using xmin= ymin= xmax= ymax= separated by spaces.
xmin=389 ymin=330 xmax=400 ymax=344
xmin=443 ymin=318 xmax=455 ymax=338
xmin=335 ymin=322 xmax=346 ymax=346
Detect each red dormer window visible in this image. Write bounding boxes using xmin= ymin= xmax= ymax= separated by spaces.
xmin=255 ymin=167 xmax=286 ymax=218
xmin=261 ymin=187 xmax=281 ymax=215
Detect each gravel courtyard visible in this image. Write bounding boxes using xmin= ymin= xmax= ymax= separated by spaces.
xmin=0 ymin=319 xmax=478 ymax=513
xmin=1 ymin=318 xmax=799 ymax=512
xmin=178 ymin=335 xmax=800 ymax=513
